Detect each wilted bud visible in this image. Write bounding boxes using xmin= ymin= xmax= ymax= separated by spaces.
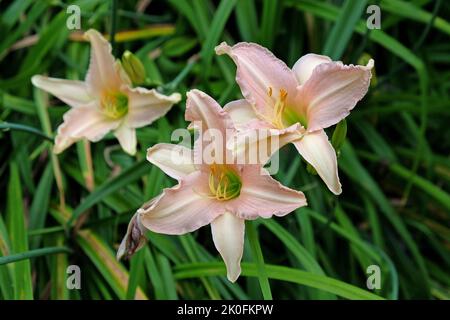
xmin=121 ymin=51 xmax=146 ymax=86
xmin=116 ymin=212 xmax=147 ymax=261
xmin=331 ymin=119 xmax=347 ymax=155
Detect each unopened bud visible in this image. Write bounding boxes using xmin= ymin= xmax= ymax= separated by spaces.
xmin=331 ymin=119 xmax=347 ymax=155
xmin=121 ymin=51 xmax=146 ymax=86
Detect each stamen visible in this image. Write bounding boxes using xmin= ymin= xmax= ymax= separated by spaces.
xmin=255 ymin=87 xmax=308 ymax=130
xmin=206 ymin=164 xmax=242 ymax=201
xmin=272 ymin=89 xmax=288 ymax=129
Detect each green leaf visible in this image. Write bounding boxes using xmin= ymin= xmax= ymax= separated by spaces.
xmin=0 ymin=246 xmax=70 ymax=265
xmin=322 ymin=0 xmax=368 ymax=59
xmin=261 ymin=218 xmax=335 ymax=299
xmin=126 ymin=249 xmax=145 ymax=300
xmin=235 ymin=0 xmax=258 ymax=41
xmin=380 ymin=0 xmax=450 ymax=36
xmin=200 ymin=0 xmax=238 ymax=78
xmin=76 ymin=230 xmax=147 ymax=300
xmin=0 ymin=122 xmax=53 ymax=141
xmin=29 ymin=163 xmax=54 ymax=248
xmin=174 ymin=262 xmax=384 ymax=300
xmin=69 ymin=160 xmax=150 ymax=225
xmin=339 ymin=142 xmax=430 ymax=295
xmin=247 ymin=221 xmax=272 ymax=300
xmin=6 ymin=163 xmax=33 ymax=299
xmin=0 ymin=215 xmax=14 ymax=299
xmin=259 ymin=0 xmax=281 ymax=48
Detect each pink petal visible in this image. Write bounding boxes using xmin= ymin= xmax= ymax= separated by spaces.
xmin=124 ymin=87 xmax=181 ymax=128
xmin=114 ymin=123 xmax=137 ymax=155
xmin=54 ymin=105 xmax=120 ymax=153
xmin=293 ymin=130 xmax=342 ymax=195
xmin=215 ymin=42 xmax=298 ymax=117
xmin=228 ymin=124 xmax=303 ymax=165
xmin=298 ymin=59 xmax=374 ymax=132
xmin=185 ymin=89 xmax=234 ymax=165
xmin=292 ymin=53 xmax=332 ymax=85
xmin=147 ymin=143 xmax=196 ymax=181
xmin=227 ymin=165 xmax=307 ymax=219
xmin=223 ymin=99 xmax=262 ymax=131
xmin=31 ymin=75 xmax=93 ymax=108
xmin=186 ymin=89 xmax=233 ymax=134
xmin=139 ymin=171 xmax=223 ymax=235
xmin=211 ymin=212 xmax=245 ymax=282
xmin=84 ymin=29 xmax=122 ymax=94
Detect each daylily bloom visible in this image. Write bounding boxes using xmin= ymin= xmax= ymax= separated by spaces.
xmin=31 ymin=29 xmax=180 ymax=155
xmin=117 ymin=89 xmax=307 ymax=282
xmin=216 ymin=42 xmax=374 ymax=194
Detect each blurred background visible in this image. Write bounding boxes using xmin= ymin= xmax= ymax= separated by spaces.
xmin=0 ymin=0 xmax=449 ymax=300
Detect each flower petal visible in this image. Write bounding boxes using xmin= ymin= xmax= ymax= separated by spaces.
xmin=228 ymin=166 xmax=307 ymax=219
xmin=292 ymin=53 xmax=332 ymax=85
xmin=139 ymin=171 xmax=223 ymax=235
xmin=147 ymin=143 xmax=196 ymax=181
xmin=228 ymin=124 xmax=303 ymax=165
xmin=223 ymin=99 xmax=262 ymax=130
xmin=124 ymin=87 xmax=181 ymax=128
xmin=186 ymin=89 xmax=233 ymax=134
xmin=31 ymin=75 xmax=93 ymax=108
xmin=293 ymin=130 xmax=342 ymax=195
xmin=298 ymin=59 xmax=374 ymax=132
xmin=54 ymin=105 xmax=120 ymax=153
xmin=114 ymin=123 xmax=137 ymax=155
xmin=186 ymin=89 xmax=234 ymax=165
xmin=211 ymin=212 xmax=245 ymax=282
xmin=215 ymin=42 xmax=298 ymax=117
xmin=84 ymin=29 xmax=122 ymax=94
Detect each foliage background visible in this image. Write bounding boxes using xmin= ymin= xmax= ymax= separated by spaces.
xmin=0 ymin=0 xmax=449 ymax=300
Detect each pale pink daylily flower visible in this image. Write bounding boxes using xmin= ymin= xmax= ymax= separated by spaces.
xmin=32 ymin=29 xmax=181 ymax=155
xmin=117 ymin=89 xmax=307 ymax=282
xmin=216 ymin=42 xmax=374 ymax=194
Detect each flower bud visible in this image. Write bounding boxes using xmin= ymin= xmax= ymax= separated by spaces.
xmin=121 ymin=50 xmax=146 ymax=86
xmin=331 ymin=119 xmax=347 ymax=155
